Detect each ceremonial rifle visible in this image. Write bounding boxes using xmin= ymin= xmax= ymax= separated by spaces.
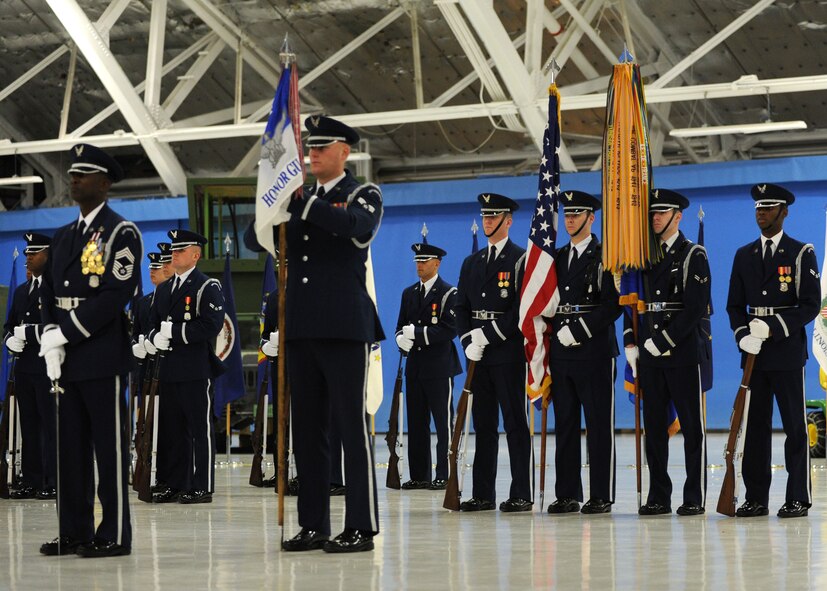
xmin=249 ymin=358 xmax=271 ymax=487
xmin=0 ymin=357 xmax=16 ymax=498
xmin=135 ymin=353 xmax=163 ymax=502
xmin=717 ymin=353 xmax=756 ymax=517
xmin=385 ymin=353 xmax=405 ymax=490
xmin=443 ymin=360 xmax=476 ymax=511
xmin=132 ymin=355 xmax=156 ymax=491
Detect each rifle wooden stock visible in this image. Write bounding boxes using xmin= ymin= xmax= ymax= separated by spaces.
xmin=135 ymin=354 xmax=163 ymax=503
xmin=632 ymin=307 xmax=642 ymax=509
xmin=0 ymin=357 xmax=16 ymax=499
xmin=443 ymin=360 xmax=476 ymax=511
xmin=132 ymin=356 xmax=156 ymax=492
xmin=385 ymin=353 xmax=405 ymax=490
xmin=717 ymin=353 xmax=756 ymax=517
xmin=249 ymin=359 xmax=271 ymax=487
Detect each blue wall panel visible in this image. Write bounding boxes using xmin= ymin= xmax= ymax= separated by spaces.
xmin=2 ymin=155 xmax=826 ymax=434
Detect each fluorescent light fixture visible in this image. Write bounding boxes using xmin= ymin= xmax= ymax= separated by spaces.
xmin=0 ymin=175 xmax=44 ymax=186
xmin=670 ymin=120 xmax=807 ymax=138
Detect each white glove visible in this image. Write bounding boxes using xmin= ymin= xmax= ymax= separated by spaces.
xmin=402 ymin=324 xmax=415 ymax=340
xmin=739 ymin=335 xmax=763 ymax=355
xmin=625 ymin=346 xmax=639 ymax=378
xmin=470 ymin=328 xmax=489 ymax=346
xmin=40 ymin=327 xmax=68 ymax=355
xmin=44 ymin=347 xmax=65 ymax=381
xmin=749 ymin=319 xmax=771 ymax=340
xmin=132 ymin=335 xmax=147 ymax=360
xmin=13 ymin=326 xmax=27 ymax=341
xmin=643 ymin=338 xmax=662 ymax=357
xmin=6 ymin=336 xmax=25 ymax=353
xmin=160 ymin=321 xmax=173 ymax=338
xmin=556 ymin=326 xmax=577 ymax=347
xmin=395 ymin=334 xmax=414 ymax=352
xmin=464 ymin=343 xmax=484 ymax=361
xmin=262 ymin=331 xmax=280 ymax=357
xmin=143 ymin=338 xmax=158 ymax=356
xmin=153 ymin=332 xmax=171 ymax=351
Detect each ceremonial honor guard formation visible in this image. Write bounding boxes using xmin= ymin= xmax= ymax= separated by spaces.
xmin=1 ymin=9 xmax=826 ymax=591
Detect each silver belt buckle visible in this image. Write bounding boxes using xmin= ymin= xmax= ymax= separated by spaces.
xmin=560 ymin=304 xmax=571 ymax=314
xmin=652 ymin=302 xmax=664 ymax=313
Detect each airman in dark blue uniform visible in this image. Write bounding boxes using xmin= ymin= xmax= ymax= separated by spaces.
xmin=455 ymin=193 xmax=532 ymax=513
xmin=726 ymin=183 xmax=819 ymax=518
xmin=394 ymin=243 xmax=461 ymax=490
xmin=280 ymin=116 xmax=383 ymax=554
xmin=146 ymin=230 xmax=225 ymax=505
xmin=4 ymin=232 xmax=56 ymax=500
xmin=547 ymin=192 xmax=621 ymax=515
xmin=259 ymin=285 xmax=344 ymax=493
xmin=625 ymin=189 xmax=711 ymax=517
xmin=38 ymin=144 xmax=141 ymax=557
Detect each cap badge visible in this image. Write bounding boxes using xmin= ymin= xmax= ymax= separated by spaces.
xmin=25 ymin=233 xmax=31 ymax=241
xmin=311 ymin=116 xmax=320 ymax=126
xmin=170 ymin=230 xmax=178 ymax=239
xmin=482 ymin=194 xmax=490 ymax=203
xmin=74 ymin=145 xmax=84 ymax=156
xmin=565 ymin=192 xmax=573 ymax=201
xmin=415 ymin=244 xmax=421 ymax=251
xmin=654 ymin=190 xmax=659 ymax=199
xmin=758 ymin=184 xmax=767 ymax=194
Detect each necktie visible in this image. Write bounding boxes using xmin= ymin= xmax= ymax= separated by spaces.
xmin=419 ymin=283 xmax=425 ymax=305
xmin=569 ymin=248 xmax=579 ymax=268
xmin=316 ymin=186 xmax=326 ymax=199
xmin=763 ymin=240 xmax=774 ymax=273
xmin=487 ymin=247 xmax=497 ymax=268
xmin=29 ymin=277 xmax=39 ymax=295
xmin=172 ymin=276 xmax=180 ymax=292
xmin=78 ymin=221 xmax=87 ymax=237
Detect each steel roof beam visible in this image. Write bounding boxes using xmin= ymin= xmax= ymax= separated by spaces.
xmin=45 ymin=0 xmax=187 ymax=195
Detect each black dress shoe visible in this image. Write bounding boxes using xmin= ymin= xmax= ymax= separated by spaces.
xmin=581 ymin=499 xmax=612 ymax=514
xmin=40 ymin=536 xmax=84 ymax=556
xmin=777 ymin=500 xmax=808 ymax=518
xmin=329 ymin=484 xmax=346 ymax=496
xmin=150 ymin=482 xmax=168 ymax=495
xmin=151 ymin=487 xmax=181 ymax=504
xmin=459 ymin=497 xmax=495 ymax=512
xmin=287 ymin=477 xmax=300 ymax=496
xmin=638 ymin=502 xmax=671 ymax=516
xmin=429 ymin=479 xmax=447 ymax=490
xmin=735 ymin=500 xmax=769 ymax=517
xmin=676 ymin=503 xmax=705 ymax=516
xmin=263 ymin=475 xmax=277 ymax=488
xmin=499 ymin=498 xmax=533 ymax=513
xmin=323 ymin=528 xmax=374 ymax=553
xmin=547 ymin=498 xmax=580 ymax=514
xmin=282 ymin=528 xmax=329 ymax=552
xmin=179 ymin=490 xmax=213 ymax=504
xmin=36 ymin=487 xmax=57 ymax=500
xmin=401 ymin=480 xmax=431 ymax=490
xmin=76 ymin=539 xmax=131 ymax=558
xmin=10 ymin=486 xmax=37 ymax=500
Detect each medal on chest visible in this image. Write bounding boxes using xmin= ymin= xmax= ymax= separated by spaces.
xmin=184 ymin=296 xmax=192 ymax=320
xmin=778 ymin=266 xmax=792 ymax=292
xmin=80 ymin=230 xmax=104 ymax=288
xmin=498 ymin=272 xmax=510 ymax=298
xmin=431 ymin=302 xmax=438 ymax=324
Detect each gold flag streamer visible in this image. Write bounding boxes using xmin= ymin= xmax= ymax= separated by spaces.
xmin=602 ymin=61 xmax=659 ymax=272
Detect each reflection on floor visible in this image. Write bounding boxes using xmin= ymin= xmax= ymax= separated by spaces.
xmin=1 ymin=433 xmax=824 ymax=590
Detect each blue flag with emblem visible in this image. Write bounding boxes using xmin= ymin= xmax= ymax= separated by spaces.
xmin=213 ymin=249 xmax=245 ymax=417
xmin=1 ymin=249 xmax=19 ymax=402
xmin=621 ymin=271 xmax=680 ymax=436
xmin=258 ymin=254 xmax=276 ymax=402
xmin=697 ymin=207 xmax=713 ymax=392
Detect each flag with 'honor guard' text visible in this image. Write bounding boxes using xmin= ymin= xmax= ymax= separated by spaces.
xmin=255 ymin=62 xmax=303 ymax=257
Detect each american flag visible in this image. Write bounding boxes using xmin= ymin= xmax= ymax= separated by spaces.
xmin=519 ymin=85 xmax=562 ymax=402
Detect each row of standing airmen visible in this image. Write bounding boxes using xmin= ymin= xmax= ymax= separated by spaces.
xmin=1 ymin=117 xmax=819 ymax=560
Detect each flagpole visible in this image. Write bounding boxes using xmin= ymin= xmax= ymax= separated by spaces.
xmin=276 ymin=36 xmax=302 ymax=545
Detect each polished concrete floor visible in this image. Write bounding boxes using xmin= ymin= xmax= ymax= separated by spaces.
xmin=1 ymin=433 xmax=825 ymax=590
